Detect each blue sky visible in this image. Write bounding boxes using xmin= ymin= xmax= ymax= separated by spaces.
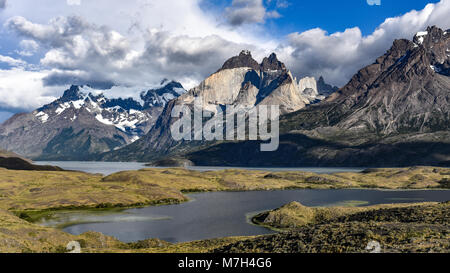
xmin=272 ymin=0 xmax=441 ymax=35
xmin=0 ymin=0 xmax=449 ymax=123
xmin=202 ymin=0 xmax=441 ymax=35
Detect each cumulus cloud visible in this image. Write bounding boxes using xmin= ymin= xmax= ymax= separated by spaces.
xmin=1 ymin=0 xmax=450 ymax=115
xmin=225 ymin=0 xmax=280 ymax=26
xmin=0 ymin=0 xmax=273 ymax=113
xmin=138 ymin=30 xmax=259 ymax=84
xmin=6 ymin=15 xmax=137 ymax=88
xmin=0 ymin=54 xmax=27 ymax=67
xmin=5 ymin=15 xmax=262 ymax=91
xmin=0 ymin=68 xmax=62 ymax=112
xmin=16 ymin=39 xmax=39 ymax=56
xmin=67 ymin=0 xmax=81 ymax=6
xmin=279 ymin=0 xmax=450 ymax=86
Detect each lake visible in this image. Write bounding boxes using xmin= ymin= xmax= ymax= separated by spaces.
xmin=35 ymin=161 xmax=366 ymax=175
xmin=37 ymin=189 xmax=450 ymax=243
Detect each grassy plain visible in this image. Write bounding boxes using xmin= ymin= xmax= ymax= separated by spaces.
xmin=0 ymin=166 xmax=449 ymax=253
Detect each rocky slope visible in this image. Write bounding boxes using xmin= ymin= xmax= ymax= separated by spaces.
xmin=0 ymin=81 xmax=186 ymax=160
xmin=102 ymin=51 xmax=328 ymax=161
xmin=186 ymin=26 xmax=450 ymax=167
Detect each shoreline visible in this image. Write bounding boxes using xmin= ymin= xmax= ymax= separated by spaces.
xmin=2 ymin=200 xmax=448 ymax=253
xmin=18 ymin=187 xmax=450 ymax=225
xmin=28 ymin=188 xmax=450 ymax=238
xmin=2 ymin=166 xmax=449 ymax=225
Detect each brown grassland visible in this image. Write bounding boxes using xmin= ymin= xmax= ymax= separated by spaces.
xmin=0 ymin=166 xmax=449 ymax=253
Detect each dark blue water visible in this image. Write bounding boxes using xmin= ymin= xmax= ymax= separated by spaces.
xmin=38 ymin=189 xmax=450 ymax=243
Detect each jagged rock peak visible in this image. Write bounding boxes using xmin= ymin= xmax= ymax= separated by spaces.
xmin=317 ymin=76 xmax=339 ymax=96
xmin=298 ymin=76 xmax=317 ymax=92
xmin=220 ymin=50 xmax=260 ymax=71
xmin=140 ymin=80 xmax=186 ymax=108
xmin=240 ymin=50 xmax=252 ymax=57
xmin=260 ymin=52 xmax=286 ymax=72
xmin=413 ymin=25 xmax=448 ymax=46
xmin=61 ymin=85 xmax=84 ymax=102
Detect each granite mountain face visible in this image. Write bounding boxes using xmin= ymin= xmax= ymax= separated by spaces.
xmin=298 ymin=76 xmax=339 ymax=103
xmin=101 ymin=51 xmax=334 ymax=161
xmin=192 ymin=50 xmax=311 ymax=114
xmin=186 ymin=26 xmax=450 ymax=167
xmin=0 ymin=81 xmax=186 ymax=160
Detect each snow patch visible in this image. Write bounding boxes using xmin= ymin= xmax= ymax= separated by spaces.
xmin=72 ymin=100 xmax=85 ymax=109
xmin=55 ymin=102 xmax=71 ymax=115
xmin=35 ymin=111 xmax=49 ymax=123
xmin=95 ymin=112 xmax=143 ymax=132
xmin=415 ymin=31 xmax=428 ymax=45
xmin=95 ymin=114 xmax=114 ymax=126
xmin=130 ymin=136 xmax=140 ymax=143
xmin=416 ymin=31 xmax=428 ymax=36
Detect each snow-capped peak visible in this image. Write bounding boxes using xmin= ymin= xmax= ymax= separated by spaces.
xmin=34 ymin=80 xmax=186 ymax=142
xmin=140 ymin=80 xmax=187 ymax=108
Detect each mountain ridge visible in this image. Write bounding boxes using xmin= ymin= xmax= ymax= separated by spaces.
xmin=176 ymin=26 xmax=450 ymax=167
xmin=100 ymin=50 xmax=333 ymax=161
xmin=0 ymin=81 xmax=186 ymax=160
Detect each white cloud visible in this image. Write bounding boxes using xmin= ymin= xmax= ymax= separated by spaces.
xmin=0 ymin=54 xmax=27 ymax=67
xmin=225 ymin=0 xmax=281 ymax=26
xmin=16 ymin=39 xmax=39 ymax=56
xmin=0 ymin=68 xmax=62 ymax=111
xmin=0 ymin=0 xmax=450 ymax=115
xmin=138 ymin=30 xmax=260 ymax=87
xmin=0 ymin=0 xmax=273 ymax=113
xmin=279 ymin=0 xmax=450 ymax=86
xmin=5 ymin=14 xmax=264 ymax=91
xmin=67 ymin=0 xmax=81 ymax=6
xmin=0 ymin=0 xmax=264 ymax=45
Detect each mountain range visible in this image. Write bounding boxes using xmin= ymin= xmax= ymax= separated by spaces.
xmin=0 ymin=26 xmax=449 ymax=167
xmin=0 ymin=50 xmax=333 ymax=161
xmin=100 ymin=50 xmax=335 ymax=161
xmin=0 ymin=81 xmax=186 ymax=160
xmin=186 ymin=26 xmax=450 ymax=167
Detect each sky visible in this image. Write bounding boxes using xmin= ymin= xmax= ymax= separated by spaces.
xmin=0 ymin=0 xmax=449 ymax=123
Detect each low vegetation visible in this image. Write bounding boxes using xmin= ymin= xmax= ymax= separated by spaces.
xmin=0 ymin=168 xmax=186 ymax=213
xmin=0 ymin=166 xmax=449 ymax=253
xmin=252 ymin=202 xmax=439 ymax=229
xmin=218 ymin=202 xmax=450 ymax=253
